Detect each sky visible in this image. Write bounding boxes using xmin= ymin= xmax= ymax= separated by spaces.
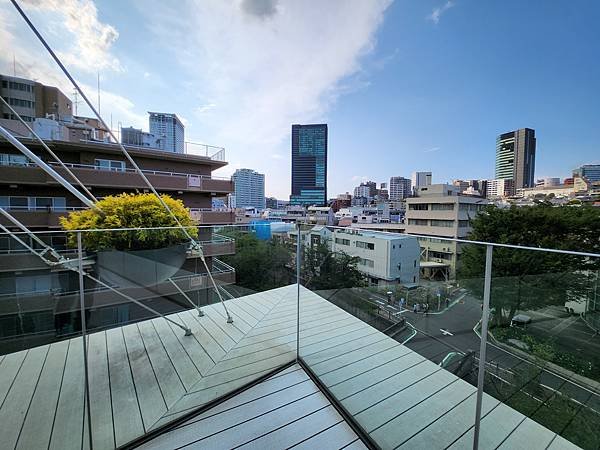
xmin=0 ymin=0 xmax=599 ymax=199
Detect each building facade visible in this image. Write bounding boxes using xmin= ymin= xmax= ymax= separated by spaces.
xmin=1 ymin=74 xmax=72 ymax=123
xmin=121 ymin=126 xmax=161 ymax=149
xmin=405 ymin=184 xmax=488 ymax=280
xmin=389 ymin=176 xmax=412 ymax=201
xmin=411 ymin=171 xmax=432 ymax=195
xmin=290 ymin=124 xmax=327 ymax=206
xmin=148 ymin=112 xmax=185 ymax=153
xmin=495 ymin=128 xmax=536 ymax=189
xmin=487 ymin=178 xmax=515 ymax=198
xmin=232 ymin=168 xmax=265 ymax=209
xmin=573 ymin=164 xmax=600 ymax=183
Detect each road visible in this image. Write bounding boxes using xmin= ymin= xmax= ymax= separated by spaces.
xmin=398 ymin=294 xmax=600 ymax=418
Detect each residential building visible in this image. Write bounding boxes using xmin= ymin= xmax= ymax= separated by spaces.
xmin=290 ymin=123 xmax=327 ymax=206
xmin=353 ymin=181 xmax=377 ymax=204
xmin=232 ymin=168 xmax=265 ymax=209
xmin=266 ymin=197 xmax=288 ymax=209
xmin=330 ymin=192 xmax=352 ymax=212
xmin=121 ymin=126 xmax=161 ymax=148
xmin=300 ymin=227 xmax=420 ymax=285
xmin=487 ymin=178 xmax=515 ymax=198
xmin=411 ymin=171 xmax=432 ymax=195
xmin=0 ymin=138 xmax=234 ymax=229
xmin=405 ymin=184 xmax=488 ymax=279
xmin=536 ymin=177 xmax=560 ymax=187
xmin=377 ymin=182 xmax=389 ymax=201
xmin=148 ymin=111 xmax=185 ymax=153
xmin=1 ymin=74 xmax=72 ymax=123
xmin=495 ymin=128 xmax=536 ymax=189
xmin=573 ymin=164 xmax=600 ymax=183
xmin=389 ymin=176 xmax=411 ymax=200
xmin=516 ymin=176 xmax=589 ymax=198
xmin=452 ymin=179 xmax=487 ymax=197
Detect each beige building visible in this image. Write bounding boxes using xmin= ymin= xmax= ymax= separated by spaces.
xmin=405 ymin=184 xmax=488 ymax=280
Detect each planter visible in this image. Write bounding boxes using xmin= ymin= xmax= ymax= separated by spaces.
xmin=96 ymin=243 xmax=188 ymax=288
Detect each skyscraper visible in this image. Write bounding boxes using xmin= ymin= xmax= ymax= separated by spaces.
xmin=573 ymin=164 xmax=600 ymax=183
xmin=495 ymin=128 xmax=536 ymax=189
xmin=232 ymin=168 xmax=266 ymax=209
xmin=148 ymin=112 xmax=185 ymax=153
xmin=411 ymin=171 xmax=432 ymax=195
xmin=389 ymin=176 xmax=412 ymax=200
xmin=290 ymin=124 xmax=327 ymax=206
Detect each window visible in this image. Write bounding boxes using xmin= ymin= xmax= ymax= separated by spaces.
xmin=431 ymin=203 xmax=454 ymax=211
xmin=0 ymin=154 xmax=29 ymax=166
xmin=335 ymin=238 xmax=350 ymax=246
xmin=95 ymin=159 xmax=125 ymax=171
xmin=409 ymin=204 xmax=428 ymax=210
xmin=356 ymin=241 xmax=374 ymax=250
xmin=430 ymin=220 xmax=454 ymax=227
xmin=358 ymin=258 xmax=374 ymax=268
xmin=458 ymin=220 xmax=471 ymax=227
xmin=408 ymin=219 xmax=428 ymax=226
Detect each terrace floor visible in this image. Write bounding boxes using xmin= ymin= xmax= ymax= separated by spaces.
xmin=0 ymin=285 xmax=582 ymax=449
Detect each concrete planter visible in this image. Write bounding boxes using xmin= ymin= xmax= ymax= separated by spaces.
xmin=96 ymin=243 xmax=188 ymax=288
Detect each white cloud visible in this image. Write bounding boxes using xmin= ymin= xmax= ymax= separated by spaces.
xmin=351 ymin=175 xmax=370 ymax=183
xmin=195 ymin=103 xmax=217 ymax=114
xmin=427 ymin=1 xmax=454 ymax=25
xmin=423 ymin=146 xmax=441 ymax=153
xmin=15 ymin=0 xmax=122 ymax=72
xmin=0 ymin=1 xmax=143 ymax=131
xmin=137 ymin=0 xmax=392 ymax=197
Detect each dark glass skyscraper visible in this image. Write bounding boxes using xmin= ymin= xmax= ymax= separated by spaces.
xmin=290 ymin=124 xmax=327 ymax=206
xmin=495 ymin=128 xmax=536 ymax=189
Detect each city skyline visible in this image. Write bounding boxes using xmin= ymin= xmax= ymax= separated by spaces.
xmin=1 ymin=1 xmax=598 ymax=198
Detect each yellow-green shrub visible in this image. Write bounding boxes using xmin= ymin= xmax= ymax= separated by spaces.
xmin=60 ymin=193 xmax=198 ymax=251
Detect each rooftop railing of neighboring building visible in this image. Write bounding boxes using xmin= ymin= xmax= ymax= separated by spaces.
xmin=0 ymin=224 xmax=597 ymax=449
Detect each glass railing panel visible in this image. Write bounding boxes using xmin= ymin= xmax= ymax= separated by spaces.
xmin=482 ymin=245 xmax=600 ymax=450
xmin=74 ymin=224 xmax=297 ymax=447
xmin=298 ymin=225 xmax=485 ymax=448
xmin=0 ymin=229 xmax=88 ymax=449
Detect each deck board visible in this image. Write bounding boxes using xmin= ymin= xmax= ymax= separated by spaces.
xmin=0 ymin=284 xmax=583 ymax=449
xmin=16 ymin=340 xmax=69 ymax=450
xmin=105 ymin=327 xmax=145 ymax=447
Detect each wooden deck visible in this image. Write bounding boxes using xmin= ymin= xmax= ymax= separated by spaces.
xmin=139 ymin=364 xmax=366 ymax=449
xmin=0 ymin=284 xmax=581 ymax=449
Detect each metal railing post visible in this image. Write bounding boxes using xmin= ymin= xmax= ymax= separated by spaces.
xmin=296 ymin=222 xmax=301 ymax=361
xmin=473 ymin=244 xmax=493 ymax=450
xmin=77 ymin=232 xmax=93 ymax=449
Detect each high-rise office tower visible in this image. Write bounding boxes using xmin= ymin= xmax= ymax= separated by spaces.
xmin=290 ymin=124 xmax=327 ymax=206
xmin=411 ymin=171 xmax=432 ymax=195
xmin=495 ymin=128 xmax=536 ymax=189
xmin=573 ymin=164 xmax=600 ymax=183
xmin=232 ymin=168 xmax=266 ymax=209
xmin=389 ymin=176 xmax=412 ymax=200
xmin=148 ymin=112 xmax=185 ymax=153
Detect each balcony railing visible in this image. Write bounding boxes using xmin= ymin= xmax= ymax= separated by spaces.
xmin=0 ymin=224 xmax=597 ymax=449
xmin=0 ymin=160 xmax=233 ymax=192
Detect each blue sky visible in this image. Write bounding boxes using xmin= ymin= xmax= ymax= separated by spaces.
xmin=1 ymin=0 xmax=598 ymax=199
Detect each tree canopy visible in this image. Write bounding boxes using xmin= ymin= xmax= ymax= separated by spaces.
xmin=301 ymin=241 xmax=367 ymax=290
xmin=458 ymin=205 xmax=600 ymax=325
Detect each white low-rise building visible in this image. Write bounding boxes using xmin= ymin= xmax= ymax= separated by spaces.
xmin=294 ymin=226 xmax=420 ymax=286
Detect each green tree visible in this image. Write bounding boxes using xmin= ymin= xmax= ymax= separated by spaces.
xmin=302 ymin=241 xmax=366 ymax=290
xmin=220 ymin=231 xmax=293 ymax=291
xmin=458 ymin=205 xmax=600 ymax=325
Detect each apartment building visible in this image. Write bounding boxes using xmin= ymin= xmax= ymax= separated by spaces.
xmin=487 ymin=178 xmax=515 ymax=198
xmin=293 ymin=226 xmax=419 ymax=286
xmin=232 ymin=168 xmax=265 ymax=209
xmin=405 ymin=184 xmax=488 ymax=280
xmin=0 ymin=137 xmax=236 ymax=347
xmin=149 ymin=112 xmax=185 ymax=153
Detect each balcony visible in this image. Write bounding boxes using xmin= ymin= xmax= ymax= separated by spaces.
xmin=190 ymin=208 xmax=235 ymax=224
xmin=0 ymin=161 xmax=234 ymax=194
xmin=0 ymin=224 xmax=597 ymax=449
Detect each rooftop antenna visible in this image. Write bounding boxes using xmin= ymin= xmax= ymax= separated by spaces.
xmin=72 ymin=89 xmax=82 ymax=116
xmin=97 ymin=71 xmax=101 ymax=115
